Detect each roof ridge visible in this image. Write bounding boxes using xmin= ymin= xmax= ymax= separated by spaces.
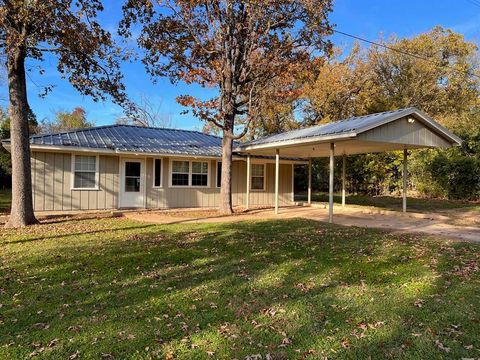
xmin=325 ymin=107 xmax=416 ymax=125
xmin=251 ymin=107 xmax=416 ymax=138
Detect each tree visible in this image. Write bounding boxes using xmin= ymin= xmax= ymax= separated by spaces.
xmin=1 ymin=0 xmax=128 ymax=227
xmin=303 ymin=45 xmax=374 ymax=124
xmin=303 ymin=27 xmax=480 ymax=199
xmin=41 ymin=107 xmax=94 ymax=133
xmin=121 ymin=0 xmax=333 ymax=214
xmin=0 ymin=105 xmax=38 ymax=189
xmin=366 ymin=27 xmax=480 ymax=121
xmin=116 ymin=94 xmax=173 ymax=128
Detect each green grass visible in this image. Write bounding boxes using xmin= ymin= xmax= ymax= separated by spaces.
xmin=1 ymin=217 xmax=479 ymax=359
xmin=296 ymin=192 xmax=480 ymax=212
xmin=0 ymin=188 xmax=11 ymax=212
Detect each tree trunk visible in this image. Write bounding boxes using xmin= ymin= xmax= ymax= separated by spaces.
xmin=5 ymin=46 xmax=38 ymax=228
xmin=219 ymin=131 xmax=234 ymax=214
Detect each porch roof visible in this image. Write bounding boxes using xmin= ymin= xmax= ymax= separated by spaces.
xmin=237 ymin=108 xmax=462 ymax=157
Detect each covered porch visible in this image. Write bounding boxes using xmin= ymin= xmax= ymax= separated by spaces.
xmin=236 ymin=108 xmax=463 ymax=222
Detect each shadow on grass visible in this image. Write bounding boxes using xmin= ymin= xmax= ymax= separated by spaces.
xmin=1 ymin=218 xmax=479 ymax=359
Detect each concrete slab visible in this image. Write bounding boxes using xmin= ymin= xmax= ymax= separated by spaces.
xmin=124 ymin=205 xmax=480 ymax=243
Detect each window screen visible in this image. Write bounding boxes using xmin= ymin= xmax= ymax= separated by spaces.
xmin=192 ymin=161 xmax=208 ymax=186
xmin=73 ymin=155 xmax=97 ymax=189
xmin=251 ymin=164 xmax=265 ymax=190
xmin=172 ymin=160 xmax=189 ymax=186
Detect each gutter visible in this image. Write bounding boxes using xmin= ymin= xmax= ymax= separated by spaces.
xmin=1 ymin=141 xmax=308 ymax=164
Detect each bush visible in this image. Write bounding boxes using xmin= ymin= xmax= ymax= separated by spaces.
xmin=427 ymin=150 xmax=480 ymax=200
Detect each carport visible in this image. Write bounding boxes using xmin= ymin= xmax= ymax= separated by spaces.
xmin=236 ymin=107 xmax=462 ymax=222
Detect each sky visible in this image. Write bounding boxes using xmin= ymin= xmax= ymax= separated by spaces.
xmin=2 ymin=0 xmax=480 ymax=130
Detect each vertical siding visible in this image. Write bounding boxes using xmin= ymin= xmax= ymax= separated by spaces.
xmin=358 ymin=117 xmax=451 ymax=148
xmin=31 ymin=151 xmax=119 ymax=211
xmin=31 ymin=152 xmax=293 ymax=211
xmin=144 ymin=157 xmax=292 ymax=209
xmin=63 ymin=153 xmax=72 ymax=210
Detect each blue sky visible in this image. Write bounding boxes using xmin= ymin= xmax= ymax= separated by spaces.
xmin=2 ymin=0 xmax=480 ymax=130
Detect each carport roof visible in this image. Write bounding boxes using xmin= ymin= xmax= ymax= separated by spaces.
xmin=237 ymin=107 xmax=462 ymax=154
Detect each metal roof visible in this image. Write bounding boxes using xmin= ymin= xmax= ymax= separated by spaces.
xmin=238 ymin=107 xmax=462 ymax=149
xmin=22 ymin=124 xmax=225 ymax=157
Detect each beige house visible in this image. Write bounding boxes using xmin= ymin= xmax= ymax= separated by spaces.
xmin=1 ymin=107 xmax=462 ymax=216
xmin=3 ymin=125 xmax=300 ymax=212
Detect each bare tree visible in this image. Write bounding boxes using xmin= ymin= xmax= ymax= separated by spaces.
xmin=116 ymin=94 xmax=173 ymax=127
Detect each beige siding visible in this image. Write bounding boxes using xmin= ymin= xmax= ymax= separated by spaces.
xmin=32 ymin=152 xmax=293 ymax=211
xmin=32 ymin=151 xmax=119 ymax=211
xmin=145 ymin=157 xmax=293 ymax=208
xmin=144 ymin=157 xmax=292 ymax=209
xmin=358 ymin=117 xmax=451 ymax=148
xmin=146 ymin=157 xmax=220 ymax=208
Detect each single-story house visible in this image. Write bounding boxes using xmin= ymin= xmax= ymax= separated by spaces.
xmin=1 ymin=107 xmax=462 ymax=216
xmin=2 ymin=124 xmax=301 ymax=211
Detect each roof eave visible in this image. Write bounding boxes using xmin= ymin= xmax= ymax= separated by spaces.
xmin=236 ymin=132 xmax=357 ymax=152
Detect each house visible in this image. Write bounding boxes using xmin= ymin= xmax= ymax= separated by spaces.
xmin=1 ymin=125 xmax=300 ymax=211
xmin=1 ymin=107 xmax=462 ymax=215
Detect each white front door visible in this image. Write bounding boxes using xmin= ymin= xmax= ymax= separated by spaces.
xmin=120 ymin=158 xmax=145 ymax=208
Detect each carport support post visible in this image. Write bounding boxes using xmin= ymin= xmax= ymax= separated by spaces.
xmin=342 ymin=154 xmax=346 ymax=207
xmin=246 ymin=155 xmax=251 ymax=210
xmin=275 ymin=149 xmax=280 ymax=215
xmin=403 ymin=148 xmax=408 ymax=213
xmin=329 ymin=143 xmax=334 ymax=223
xmin=307 ymin=158 xmax=312 ymax=205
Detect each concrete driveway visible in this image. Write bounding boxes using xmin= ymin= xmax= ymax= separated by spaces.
xmin=125 ymin=204 xmax=480 ymax=243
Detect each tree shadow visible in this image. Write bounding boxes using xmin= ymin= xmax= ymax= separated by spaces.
xmin=1 ymin=218 xmax=478 ymax=359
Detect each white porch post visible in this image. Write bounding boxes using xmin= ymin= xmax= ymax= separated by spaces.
xmin=329 ymin=143 xmax=334 ymax=223
xmin=275 ymin=149 xmax=280 ymax=214
xmin=307 ymin=158 xmax=312 ymax=205
xmin=403 ymin=148 xmax=408 ymax=213
xmin=342 ymin=154 xmax=346 ymax=207
xmin=246 ymin=154 xmax=251 ymax=210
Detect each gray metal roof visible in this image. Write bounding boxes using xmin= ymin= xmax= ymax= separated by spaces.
xmin=24 ymin=125 xmax=225 ymax=157
xmin=238 ymin=107 xmax=462 ymax=149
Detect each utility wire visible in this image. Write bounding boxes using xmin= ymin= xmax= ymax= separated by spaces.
xmin=332 ymin=28 xmax=480 ymax=80
xmin=465 ymin=0 xmax=480 ymax=8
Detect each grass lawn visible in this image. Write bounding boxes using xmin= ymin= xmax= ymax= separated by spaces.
xmin=0 ymin=188 xmax=11 ymax=213
xmin=1 ymin=217 xmax=479 ymax=359
xmin=295 ymin=192 xmax=480 ymax=212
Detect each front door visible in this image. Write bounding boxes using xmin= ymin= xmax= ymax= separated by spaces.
xmin=120 ymin=159 xmax=145 ymax=208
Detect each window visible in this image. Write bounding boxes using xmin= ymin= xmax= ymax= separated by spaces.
xmin=170 ymin=160 xmax=210 ymax=187
xmin=73 ymin=155 xmax=98 ymax=189
xmin=216 ymin=161 xmax=222 ymax=188
xmin=124 ymin=161 xmax=141 ymax=192
xmin=251 ymin=163 xmax=265 ymax=190
xmin=153 ymin=158 xmax=162 ymax=187
xmin=192 ymin=161 xmax=209 ymax=186
xmin=171 ymin=160 xmax=189 ymax=186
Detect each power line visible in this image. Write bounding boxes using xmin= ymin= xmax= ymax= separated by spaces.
xmin=465 ymin=0 xmax=480 ymax=8
xmin=332 ymin=28 xmax=480 ymax=80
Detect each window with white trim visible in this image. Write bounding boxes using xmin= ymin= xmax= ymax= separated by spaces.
xmin=216 ymin=161 xmax=222 ymax=188
xmin=73 ymin=155 xmax=97 ymax=189
xmin=192 ymin=161 xmax=209 ymax=186
xmin=153 ymin=158 xmax=162 ymax=187
xmin=171 ymin=160 xmax=189 ymax=186
xmin=251 ymin=163 xmax=265 ymax=190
